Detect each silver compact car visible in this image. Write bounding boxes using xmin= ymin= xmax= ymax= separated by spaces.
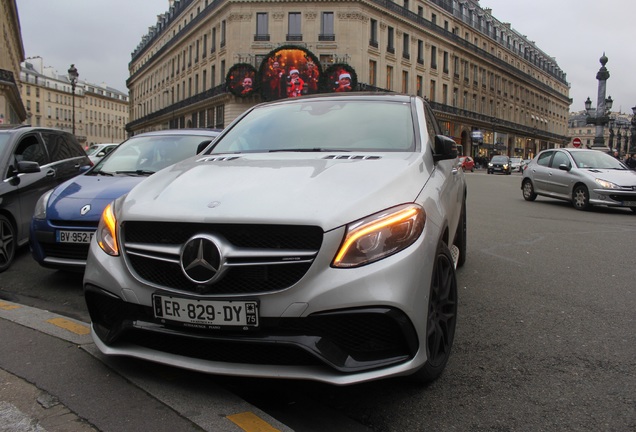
xmin=521 ymin=148 xmax=636 ymax=212
xmin=84 ymin=93 xmax=467 ymax=385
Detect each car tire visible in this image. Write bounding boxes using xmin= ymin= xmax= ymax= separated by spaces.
xmin=572 ymin=184 xmax=591 ymax=211
xmin=522 ymin=179 xmax=537 ymax=201
xmin=0 ymin=215 xmax=17 ymax=273
xmin=410 ymin=243 xmax=458 ymax=384
xmin=454 ymin=199 xmax=467 ymax=268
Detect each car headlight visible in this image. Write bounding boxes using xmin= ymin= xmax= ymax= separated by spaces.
xmin=595 ymin=178 xmax=619 ymax=189
xmin=503 ymin=164 xmax=509 ymax=168
xmin=332 ymin=204 xmax=425 ymax=268
xmin=33 ymin=189 xmax=54 ymax=220
xmin=488 ymin=163 xmax=493 ymax=167
xmin=96 ymin=201 xmax=119 ymax=256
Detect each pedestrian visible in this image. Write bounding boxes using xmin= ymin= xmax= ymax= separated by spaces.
xmin=626 ymin=154 xmax=636 ymax=170
xmin=613 ymin=150 xmax=620 ymax=160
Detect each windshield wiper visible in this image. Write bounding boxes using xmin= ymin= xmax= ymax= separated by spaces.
xmin=268 ymin=148 xmax=350 ymax=153
xmin=115 ymin=169 xmax=156 ymax=176
xmin=93 ymin=170 xmax=114 ymax=176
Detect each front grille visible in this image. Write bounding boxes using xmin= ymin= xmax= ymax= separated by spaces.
xmin=122 ymin=222 xmax=323 ymax=294
xmin=608 ymin=193 xmax=636 ymax=202
xmin=41 ymin=242 xmax=90 ymax=260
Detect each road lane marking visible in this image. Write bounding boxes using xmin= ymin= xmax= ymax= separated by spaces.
xmin=46 ymin=317 xmax=91 ymax=335
xmin=227 ymin=411 xmax=281 ymax=432
xmin=0 ymin=301 xmax=21 ymax=311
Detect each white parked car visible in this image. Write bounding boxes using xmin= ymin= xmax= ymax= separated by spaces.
xmin=86 ymin=143 xmax=119 ymax=164
xmin=84 ymin=93 xmax=468 ymax=385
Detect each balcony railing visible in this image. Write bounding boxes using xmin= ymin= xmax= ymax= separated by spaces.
xmin=254 ymin=34 xmax=270 ymax=41
xmin=318 ymin=34 xmax=335 ymax=41
xmin=286 ymin=34 xmax=303 ymax=42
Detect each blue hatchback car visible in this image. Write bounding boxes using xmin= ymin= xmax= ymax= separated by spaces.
xmin=30 ymin=129 xmax=221 ymax=271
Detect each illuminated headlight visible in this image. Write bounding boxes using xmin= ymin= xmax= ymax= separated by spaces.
xmin=594 ymin=178 xmax=619 ymax=189
xmin=503 ymin=164 xmax=509 ymax=168
xmin=488 ymin=163 xmax=493 ymax=167
xmin=332 ymin=204 xmax=425 ymax=268
xmin=96 ymin=200 xmax=119 ymax=256
xmin=33 ymin=189 xmax=54 ymax=220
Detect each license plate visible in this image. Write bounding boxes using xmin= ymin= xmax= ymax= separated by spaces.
xmin=57 ymin=230 xmax=94 ymax=243
xmin=153 ymin=294 xmax=259 ymax=329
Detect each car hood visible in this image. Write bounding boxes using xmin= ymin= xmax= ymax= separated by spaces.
xmin=582 ymin=168 xmax=636 ymax=185
xmin=48 ymin=174 xmax=147 ymax=221
xmin=121 ymin=153 xmax=432 ymax=230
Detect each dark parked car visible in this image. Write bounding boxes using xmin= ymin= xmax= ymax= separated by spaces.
xmin=30 ymin=129 xmax=222 ymax=272
xmin=0 ymin=126 xmax=91 ymax=272
xmin=488 ymin=155 xmax=511 ymax=174
xmin=522 ymin=148 xmax=636 ymax=212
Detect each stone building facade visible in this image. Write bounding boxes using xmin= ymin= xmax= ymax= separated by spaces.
xmin=0 ymin=0 xmax=27 ymax=126
xmin=20 ymin=57 xmax=129 ymax=147
xmin=128 ymin=0 xmax=571 ymax=159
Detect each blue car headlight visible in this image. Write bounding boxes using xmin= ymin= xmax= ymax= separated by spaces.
xmin=33 ymin=189 xmax=54 ymax=220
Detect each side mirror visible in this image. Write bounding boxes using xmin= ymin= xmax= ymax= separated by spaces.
xmin=17 ymin=160 xmax=41 ymax=174
xmin=197 ymin=140 xmax=213 ymax=154
xmin=433 ymin=135 xmax=458 ymax=162
xmin=558 ymin=163 xmax=571 ymax=172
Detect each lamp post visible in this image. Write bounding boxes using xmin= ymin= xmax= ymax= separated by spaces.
xmin=631 ymin=106 xmax=636 ymax=153
xmin=68 ymin=64 xmax=79 ymax=136
xmin=584 ymin=54 xmax=613 ymax=153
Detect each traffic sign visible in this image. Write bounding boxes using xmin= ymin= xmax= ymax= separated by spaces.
xmin=572 ymin=137 xmax=582 ymax=148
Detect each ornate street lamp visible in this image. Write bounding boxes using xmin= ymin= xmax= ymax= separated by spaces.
xmin=631 ymin=106 xmax=636 ymax=153
xmin=584 ymin=54 xmax=613 ymax=153
xmin=68 ymin=64 xmax=79 ymax=136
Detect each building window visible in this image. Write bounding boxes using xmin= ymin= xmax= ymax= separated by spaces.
xmin=430 ymin=46 xmax=437 ymax=69
xmin=417 ymin=40 xmax=424 ymax=64
xmin=418 ymin=6 xmax=423 ymax=17
xmin=443 ymin=84 xmax=448 ymax=105
xmin=220 ymin=61 xmax=225 ymax=82
xmin=215 ymin=105 xmax=224 ymax=128
xmin=429 ymin=80 xmax=436 ymax=102
xmin=211 ymin=27 xmax=216 ymax=53
xmin=443 ymin=51 xmax=449 ymax=74
xmin=402 ymin=71 xmax=408 ymax=94
xmin=431 ymin=13 xmax=437 ymax=26
xmin=319 ymin=12 xmax=334 ymax=41
xmin=287 ymin=12 xmax=302 ymax=41
xmin=202 ymin=70 xmax=207 ymax=92
xmin=220 ymin=20 xmax=226 ymax=47
xmin=203 ymin=34 xmax=207 ymax=58
xmin=416 ymin=75 xmax=423 ymax=97
xmin=387 ymin=27 xmax=395 ymax=53
xmin=402 ymin=33 xmax=409 ymax=59
xmin=386 ymin=66 xmax=393 ymax=90
xmin=370 ymin=19 xmax=378 ymax=47
xmin=211 ymin=65 xmax=216 ymax=87
xmin=369 ymin=60 xmax=377 ymax=86
xmin=256 ymin=12 xmax=269 ymax=41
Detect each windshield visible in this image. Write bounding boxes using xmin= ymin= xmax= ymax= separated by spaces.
xmin=571 ymin=151 xmax=628 ymax=170
xmin=510 ymin=158 xmax=522 ymax=163
xmin=86 ymin=145 xmax=110 ymax=156
xmin=491 ymin=156 xmax=508 ymax=163
xmin=92 ymin=134 xmax=215 ymax=175
xmin=210 ymin=100 xmax=415 ymax=154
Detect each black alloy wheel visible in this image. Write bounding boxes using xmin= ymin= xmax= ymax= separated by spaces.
xmin=522 ymin=179 xmax=537 ymax=201
xmin=0 ymin=215 xmax=16 ymax=273
xmin=572 ymin=184 xmax=591 ymax=211
xmin=411 ymin=243 xmax=458 ymax=383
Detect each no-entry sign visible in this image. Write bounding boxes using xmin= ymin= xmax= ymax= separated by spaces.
xmin=572 ymin=137 xmax=582 ymax=148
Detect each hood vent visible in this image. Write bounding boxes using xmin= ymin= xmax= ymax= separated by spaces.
xmin=323 ymin=155 xmax=381 ymax=160
xmin=198 ymin=156 xmax=241 ymax=162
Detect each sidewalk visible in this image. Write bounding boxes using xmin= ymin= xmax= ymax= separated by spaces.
xmin=0 ymin=300 xmax=292 ymax=432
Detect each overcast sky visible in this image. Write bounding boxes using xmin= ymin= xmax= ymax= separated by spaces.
xmin=16 ymin=0 xmax=636 ymax=114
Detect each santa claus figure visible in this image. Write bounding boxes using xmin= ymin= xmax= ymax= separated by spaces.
xmin=335 ymin=72 xmax=352 ymax=92
xmin=287 ymin=69 xmax=305 ymax=97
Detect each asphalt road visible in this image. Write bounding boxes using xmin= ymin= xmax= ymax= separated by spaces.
xmin=1 ymin=170 xmax=635 ymax=431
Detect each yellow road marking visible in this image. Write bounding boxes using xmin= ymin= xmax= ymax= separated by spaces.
xmin=0 ymin=301 xmax=21 ymax=311
xmin=46 ymin=318 xmax=91 ymax=335
xmin=227 ymin=412 xmax=281 ymax=432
